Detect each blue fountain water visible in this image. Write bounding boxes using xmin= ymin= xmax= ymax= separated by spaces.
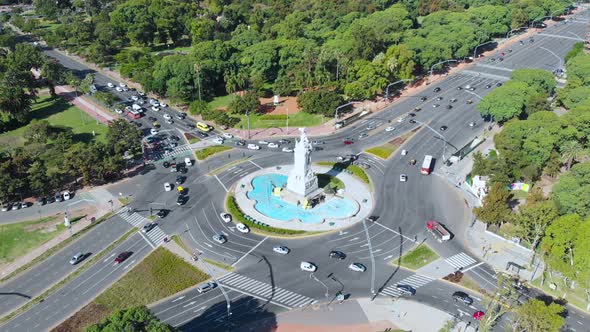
xmin=247 ymin=174 xmax=357 ymax=224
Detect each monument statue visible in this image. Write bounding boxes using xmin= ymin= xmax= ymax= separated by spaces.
xmin=286 ymin=128 xmax=318 ymax=197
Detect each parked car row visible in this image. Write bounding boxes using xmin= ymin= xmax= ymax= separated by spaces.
xmin=2 ymin=191 xmax=72 ymax=212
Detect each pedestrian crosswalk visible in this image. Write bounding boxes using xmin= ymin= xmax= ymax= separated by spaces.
xmin=153 ymin=144 xmax=193 ymax=161
xmin=118 ymin=211 xmax=168 ymax=247
xmin=445 ymin=252 xmax=477 ymax=269
xmin=217 ymin=273 xmax=317 ymax=309
xmin=380 ymin=274 xmax=434 ymax=297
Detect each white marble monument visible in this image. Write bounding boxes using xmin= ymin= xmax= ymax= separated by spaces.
xmin=286 ymin=128 xmax=319 ymax=198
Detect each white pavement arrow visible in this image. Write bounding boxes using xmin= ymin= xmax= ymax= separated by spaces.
xmin=171 ymin=296 xmax=185 ymax=303
xmin=183 ymin=301 xmax=196 ymax=308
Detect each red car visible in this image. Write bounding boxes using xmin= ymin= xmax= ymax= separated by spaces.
xmin=114 ymin=252 xmax=132 ymax=264
xmin=343 ymin=140 xmax=354 ymax=145
xmin=500 ymin=52 xmax=506 ymax=56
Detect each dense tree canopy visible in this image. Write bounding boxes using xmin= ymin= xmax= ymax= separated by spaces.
xmin=86 ymin=306 xmax=175 ymax=332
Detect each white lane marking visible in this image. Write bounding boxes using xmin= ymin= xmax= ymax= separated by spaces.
xmin=384 ymin=255 xmax=394 ymax=260
xmin=339 ymin=231 xmax=349 ymax=236
xmin=462 ymin=261 xmax=485 ymax=272
xmin=214 ymin=175 xmax=229 ymax=192
xmin=349 ymin=237 xmax=360 ymax=242
xmin=123 ymin=259 xmax=136 ymax=270
xmin=103 ymin=253 xmax=115 ymax=263
xmin=248 ymin=160 xmax=263 ymax=169
xmin=183 ymin=301 xmax=196 ymax=308
xmin=219 ymin=284 xmax=291 ymax=309
xmin=195 ymin=306 xmax=207 ymax=312
xmin=204 ymin=242 xmax=213 ymax=248
xmin=138 ymin=231 xmax=156 ymax=249
xmin=171 ymin=296 xmax=185 ymax=303
xmin=232 ymin=236 xmax=268 ymax=267
xmin=373 ymin=222 xmax=416 ymax=243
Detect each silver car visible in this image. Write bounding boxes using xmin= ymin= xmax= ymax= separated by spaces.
xmin=212 ymin=234 xmax=227 ymax=244
xmin=69 ymin=252 xmax=85 ymax=265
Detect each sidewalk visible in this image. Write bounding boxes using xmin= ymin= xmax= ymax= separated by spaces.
xmin=240 ymin=298 xmax=476 ymax=332
xmin=55 ymin=86 xmax=117 ymax=124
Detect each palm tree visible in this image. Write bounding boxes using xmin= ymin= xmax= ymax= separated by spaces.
xmin=560 ymin=140 xmax=584 ymax=170
xmin=0 ymin=85 xmax=33 ymax=121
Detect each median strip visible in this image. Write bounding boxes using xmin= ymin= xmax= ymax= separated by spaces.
xmin=0 ymin=228 xmax=137 ymax=324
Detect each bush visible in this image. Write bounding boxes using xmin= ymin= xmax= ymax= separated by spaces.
xmin=86 ymin=306 xmax=175 ymax=332
xmin=226 ymin=196 xmax=305 ymax=235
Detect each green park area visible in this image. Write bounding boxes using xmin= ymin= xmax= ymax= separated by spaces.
xmin=0 ymin=94 xmax=107 ymax=150
xmin=195 ymin=145 xmax=233 ymax=160
xmin=393 ymin=244 xmax=439 ymax=270
xmin=94 ymin=247 xmax=209 ymax=312
xmin=316 ymin=162 xmax=371 ymax=185
xmin=234 ymin=112 xmax=324 ymax=129
xmin=0 ymin=214 xmax=84 ymax=264
xmin=365 ymin=129 xmax=419 ymax=160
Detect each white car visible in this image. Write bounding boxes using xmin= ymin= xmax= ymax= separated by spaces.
xmin=348 ymin=263 xmax=366 ymax=272
xmin=385 ymin=126 xmax=395 ymax=132
xmin=400 ymin=174 xmax=407 ymax=182
xmin=115 ymin=86 xmax=123 ymax=92
xmin=401 ymin=149 xmax=407 ymax=156
xmin=160 ymin=103 xmax=168 ymax=108
xmin=247 ymin=144 xmax=260 ymax=150
xmin=138 ymin=91 xmax=145 ymax=96
xmin=164 ymin=182 xmax=172 ymax=191
xmin=63 ymin=191 xmax=71 ymax=201
xmin=149 ymin=99 xmax=159 ymax=105
xmin=114 ymin=108 xmax=123 ymax=114
xmin=300 ymin=261 xmax=317 ymax=272
xmin=151 ymin=106 xmax=160 ymax=112
xmin=268 ymin=143 xmax=279 ymax=148
xmin=163 ymin=114 xmax=172 ymax=120
xmin=150 ymin=128 xmax=159 ymax=135
xmin=184 ymin=157 xmax=192 ymax=167
xmin=282 ymin=147 xmax=293 ymax=153
xmin=119 ymin=82 xmax=126 ymax=88
xmin=258 ymin=140 xmax=269 ymax=145
xmin=222 ymin=133 xmax=233 ymax=139
xmin=220 ymin=213 xmax=232 ymax=223
xmin=213 ymin=137 xmax=224 ymax=144
xmin=131 ymin=95 xmax=139 ymax=101
xmin=107 ymin=82 xmax=114 ymax=88
xmin=397 ymin=117 xmax=404 ymax=123
xmin=165 ymin=119 xmax=173 ymax=124
xmin=122 ymin=87 xmax=129 ymax=92
xmin=273 ymin=246 xmax=290 ymax=255
xmin=469 ymin=122 xmax=476 ymax=127
xmin=236 ymin=223 xmax=250 ymax=233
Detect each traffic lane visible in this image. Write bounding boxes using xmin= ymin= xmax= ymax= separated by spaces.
xmin=0 ymin=234 xmax=151 ymax=332
xmin=214 ymin=160 xmax=262 ymax=190
xmin=0 ymin=214 xmax=132 ymax=317
xmin=413 ymin=279 xmax=486 ymax=322
xmin=0 ymin=194 xmax=95 ymax=225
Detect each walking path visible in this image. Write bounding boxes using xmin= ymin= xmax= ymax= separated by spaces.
xmin=240 ymin=298 xmax=476 ymax=332
xmin=55 ymin=86 xmax=117 ymax=124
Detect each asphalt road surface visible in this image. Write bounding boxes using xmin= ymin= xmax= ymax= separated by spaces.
xmin=2 ymin=8 xmax=589 ymax=332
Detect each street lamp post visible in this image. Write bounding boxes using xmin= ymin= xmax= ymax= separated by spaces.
xmin=505 ymin=26 xmax=528 ymax=38
xmin=197 ymin=251 xmax=232 ymax=331
xmin=428 ymin=59 xmax=457 ymax=84
xmin=473 ymin=41 xmax=495 ymax=60
xmin=362 ymin=218 xmax=376 ymax=299
xmin=410 ymin=119 xmax=450 ymax=162
xmin=550 ymin=8 xmax=565 ymax=20
xmin=530 ymin=15 xmax=551 ymax=28
xmin=385 ymin=79 xmax=414 ymax=100
xmin=539 ymin=46 xmax=563 ymax=70
xmin=310 ymin=273 xmax=329 ymax=298
xmin=334 ymin=101 xmax=359 ymax=129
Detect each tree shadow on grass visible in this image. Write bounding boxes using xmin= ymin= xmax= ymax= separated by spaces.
xmin=30 ymin=96 xmax=71 ymax=121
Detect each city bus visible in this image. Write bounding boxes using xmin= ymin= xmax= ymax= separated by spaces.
xmin=126 ymin=109 xmax=142 ymax=119
xmin=196 ymin=121 xmax=212 ymax=132
xmin=420 ymin=155 xmax=433 ymax=175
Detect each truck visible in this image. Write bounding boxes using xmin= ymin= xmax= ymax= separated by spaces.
xmin=426 ymin=220 xmax=451 ymax=242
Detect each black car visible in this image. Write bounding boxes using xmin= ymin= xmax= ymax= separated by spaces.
xmin=175 ymin=175 xmax=185 ymax=184
xmin=142 ymin=223 xmax=156 ymax=233
xmin=408 ymin=113 xmax=416 ymax=117
xmin=446 ymin=105 xmax=453 ymax=110
xmin=198 ymin=132 xmax=209 ymax=138
xmin=367 ymin=216 xmax=379 ymax=222
xmin=235 ymin=140 xmax=245 ymax=146
xmin=156 ymin=209 xmax=168 ymax=218
xmin=329 ymin=251 xmax=346 ymax=260
xmin=485 ymin=84 xmax=492 ymax=89
xmin=413 ymin=107 xmax=421 ymax=112
xmin=314 ymin=147 xmax=324 ymax=151
xmin=149 ymin=116 xmax=157 ymax=122
xmin=169 ymin=135 xmax=180 ymax=141
xmin=450 ymin=98 xmax=457 ymax=103
xmin=496 ymin=82 xmax=502 ymax=87
xmin=440 ymin=125 xmax=448 ymax=131
xmin=436 ymin=96 xmax=443 ymax=101
xmin=420 ymin=96 xmax=427 ymax=101
xmin=433 ymin=87 xmax=441 ymax=93
xmin=175 ymin=113 xmax=186 ymax=120
xmin=452 ymin=291 xmax=473 ymax=305
xmin=186 ymin=123 xmax=196 ymax=129
xmin=396 ymin=284 xmax=416 ymax=296
xmin=176 ymin=195 xmax=187 ymax=206
xmin=456 ymin=86 xmax=463 ymax=90
xmin=163 ymin=161 xmax=170 ymax=168
xmin=278 ymin=139 xmax=291 ymax=144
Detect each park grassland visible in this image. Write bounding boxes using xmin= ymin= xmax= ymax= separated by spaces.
xmin=235 ymin=112 xmax=324 ymax=129
xmin=392 ymin=244 xmax=440 ymax=270
xmin=195 ymin=145 xmax=232 ymax=160
xmin=0 ymin=94 xmax=108 ymax=150
xmin=0 ymin=214 xmax=85 ymax=264
xmin=94 ymin=247 xmax=209 ymax=312
xmin=315 ymin=162 xmax=371 ymax=185
xmin=365 ymin=143 xmax=397 ymax=159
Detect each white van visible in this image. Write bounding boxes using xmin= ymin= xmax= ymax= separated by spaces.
xmin=132 ymin=104 xmax=142 ymax=111
xmin=184 ymin=157 xmax=192 ymax=167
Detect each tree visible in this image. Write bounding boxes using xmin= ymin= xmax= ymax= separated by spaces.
xmin=0 ymin=85 xmax=34 ymax=121
xmin=514 ymin=200 xmax=558 ymax=249
xmin=510 ymin=299 xmax=565 ymax=332
xmin=86 ymin=306 xmax=175 ymax=332
xmin=474 ymin=182 xmax=513 ymax=226
xmin=65 ymin=71 xmax=82 ymax=97
xmin=552 ymin=162 xmax=590 ymax=218
xmin=511 ymin=68 xmax=557 ymax=95
xmin=384 ymin=44 xmax=416 ymax=79
xmin=227 ymin=91 xmax=260 ymax=115
xmin=24 ymin=120 xmax=52 ymax=144
xmin=478 ymin=273 xmax=521 ymax=332
xmin=79 ymin=74 xmax=94 ymax=95
xmin=471 ymin=151 xmax=494 ymax=176
xmin=106 ymin=119 xmax=143 ymax=157
xmin=297 ymin=89 xmax=344 ymax=117
xmin=41 ymin=60 xmax=66 ymax=96
xmin=544 ymin=151 xmax=561 ymax=178
xmin=477 ymin=81 xmax=531 ymax=122
xmin=560 ymin=140 xmax=584 ymax=171
xmin=27 ymin=160 xmax=50 ymax=196
xmin=344 ymin=60 xmax=390 ymax=99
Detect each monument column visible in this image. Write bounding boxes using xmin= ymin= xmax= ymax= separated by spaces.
xmin=286 ymin=128 xmax=319 ymax=197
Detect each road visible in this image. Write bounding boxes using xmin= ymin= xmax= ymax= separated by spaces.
xmin=1 ymin=8 xmax=588 ymax=332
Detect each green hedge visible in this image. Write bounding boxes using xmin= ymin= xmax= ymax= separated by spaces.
xmin=259 ymin=114 xmax=288 ymax=121
xmin=195 ymin=145 xmax=232 ymax=160
xmin=316 ymin=162 xmax=371 ymax=185
xmin=226 ymin=196 xmax=305 ymax=235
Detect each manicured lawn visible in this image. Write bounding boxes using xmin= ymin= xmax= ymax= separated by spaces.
xmin=94 ymin=247 xmax=209 ymax=312
xmin=234 ymin=112 xmax=323 ymax=129
xmin=203 ymin=258 xmax=234 ymax=271
xmin=0 ymin=216 xmax=66 ymax=264
xmin=195 ymin=145 xmax=232 ymax=160
xmin=0 ymin=94 xmax=108 ymax=149
xmin=209 ymin=94 xmax=237 ymax=110
xmin=316 ymin=173 xmax=345 ymax=190
xmin=393 ymin=244 xmax=439 ymax=270
xmin=365 ymin=143 xmax=397 ymax=159
xmin=531 ymin=274 xmax=589 ymax=311
xmin=316 ymin=162 xmax=371 ymax=185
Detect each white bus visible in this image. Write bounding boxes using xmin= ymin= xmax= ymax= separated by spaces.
xmin=420 ymin=155 xmax=433 ymax=175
